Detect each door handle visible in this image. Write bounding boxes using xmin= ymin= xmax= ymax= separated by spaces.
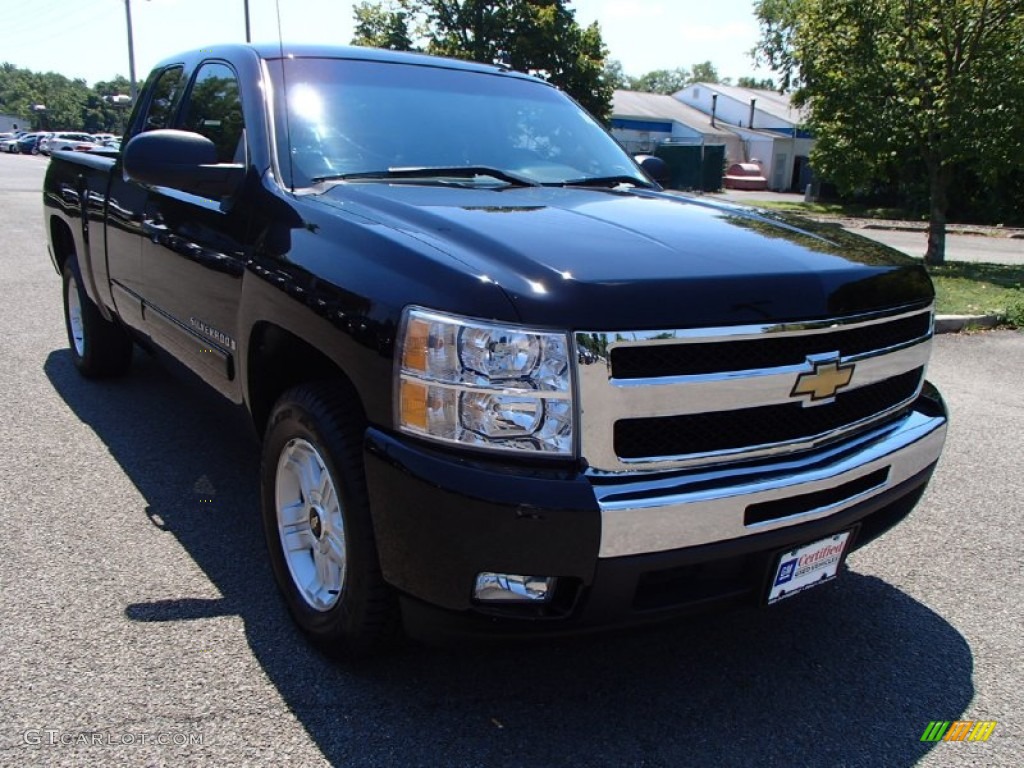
xmin=141 ymin=219 xmax=168 ymax=242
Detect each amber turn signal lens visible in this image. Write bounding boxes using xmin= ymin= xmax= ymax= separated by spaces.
xmin=402 ymin=318 xmax=429 ymax=373
xmin=399 ymin=378 xmax=428 ymax=431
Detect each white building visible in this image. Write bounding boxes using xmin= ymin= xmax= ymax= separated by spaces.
xmin=0 ymin=114 xmax=27 ymax=133
xmin=610 ymin=90 xmax=743 ymax=162
xmin=675 ymin=83 xmax=815 ymax=191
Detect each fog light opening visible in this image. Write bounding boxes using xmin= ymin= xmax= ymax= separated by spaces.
xmin=473 ymin=572 xmax=555 ymax=603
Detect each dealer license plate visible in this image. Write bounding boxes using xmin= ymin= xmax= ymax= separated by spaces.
xmin=767 ymin=531 xmax=851 ymax=605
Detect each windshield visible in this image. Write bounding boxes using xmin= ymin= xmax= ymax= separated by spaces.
xmin=269 ymin=57 xmax=647 ymax=189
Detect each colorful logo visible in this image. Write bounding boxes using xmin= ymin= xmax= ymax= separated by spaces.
xmin=920 ymin=721 xmax=997 ymax=742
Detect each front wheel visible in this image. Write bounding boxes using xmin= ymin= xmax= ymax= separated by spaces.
xmin=62 ymin=258 xmax=133 ymax=378
xmin=261 ymin=383 xmax=399 ymax=655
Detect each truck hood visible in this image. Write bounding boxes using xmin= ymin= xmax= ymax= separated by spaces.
xmin=313 ymin=184 xmax=932 ymax=329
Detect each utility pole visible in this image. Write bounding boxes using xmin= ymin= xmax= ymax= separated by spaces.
xmin=244 ymin=0 xmax=251 ymax=42
xmin=124 ymin=0 xmax=138 ymax=104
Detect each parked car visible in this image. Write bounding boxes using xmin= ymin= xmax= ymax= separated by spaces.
xmin=25 ymin=133 xmax=48 ymax=153
xmin=2 ymin=132 xmax=45 ymax=154
xmin=82 ymin=137 xmax=122 ymax=155
xmin=38 ymin=132 xmax=97 ymax=155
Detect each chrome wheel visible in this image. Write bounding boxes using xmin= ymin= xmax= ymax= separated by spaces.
xmin=66 ymin=271 xmax=85 ymax=357
xmin=275 ymin=438 xmax=347 ymax=611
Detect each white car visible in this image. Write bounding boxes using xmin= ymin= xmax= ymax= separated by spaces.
xmin=38 ymin=132 xmax=97 ymax=155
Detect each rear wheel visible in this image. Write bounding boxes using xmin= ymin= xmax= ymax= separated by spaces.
xmin=261 ymin=383 xmax=399 ymax=655
xmin=62 ymin=258 xmax=133 ymax=378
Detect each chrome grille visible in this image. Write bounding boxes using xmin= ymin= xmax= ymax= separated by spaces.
xmin=609 ymin=312 xmax=932 ymax=378
xmin=576 ymin=306 xmax=933 ymax=473
xmin=615 ymin=368 xmax=922 ymax=459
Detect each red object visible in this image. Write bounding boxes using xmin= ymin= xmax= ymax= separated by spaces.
xmin=724 ymin=162 xmax=767 ymax=190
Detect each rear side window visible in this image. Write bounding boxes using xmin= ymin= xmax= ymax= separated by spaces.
xmin=181 ymin=62 xmax=245 ymax=164
xmin=141 ymin=66 xmax=185 ymax=132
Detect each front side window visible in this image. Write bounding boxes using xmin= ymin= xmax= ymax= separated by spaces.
xmin=140 ymin=66 xmax=185 ymax=133
xmin=181 ymin=62 xmax=245 ymax=164
xmin=269 ymin=58 xmax=645 ymax=189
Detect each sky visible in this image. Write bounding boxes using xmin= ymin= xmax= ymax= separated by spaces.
xmin=0 ymin=0 xmax=771 ymax=88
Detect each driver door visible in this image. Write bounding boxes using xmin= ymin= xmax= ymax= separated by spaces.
xmin=140 ymin=60 xmax=250 ymax=401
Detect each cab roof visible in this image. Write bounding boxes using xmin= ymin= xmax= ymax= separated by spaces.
xmin=154 ymin=43 xmax=539 ymax=83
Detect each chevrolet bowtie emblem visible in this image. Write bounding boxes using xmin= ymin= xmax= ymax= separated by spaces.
xmin=792 ymin=358 xmax=855 ymax=402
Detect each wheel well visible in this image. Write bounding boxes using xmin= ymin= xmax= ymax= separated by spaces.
xmin=49 ymin=217 xmax=76 ymax=274
xmin=247 ymin=323 xmax=365 ymax=437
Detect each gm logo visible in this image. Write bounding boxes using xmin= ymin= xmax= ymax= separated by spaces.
xmin=774 ymin=559 xmax=797 ymax=586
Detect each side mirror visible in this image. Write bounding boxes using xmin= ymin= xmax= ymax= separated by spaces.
xmin=123 ymin=129 xmax=244 ymax=198
xmin=634 ymin=154 xmax=669 ymax=186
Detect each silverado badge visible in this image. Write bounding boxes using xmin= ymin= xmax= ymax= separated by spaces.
xmin=791 ymin=357 xmax=855 ymax=403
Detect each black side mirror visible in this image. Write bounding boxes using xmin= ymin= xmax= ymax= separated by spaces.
xmin=123 ymin=129 xmax=244 ymax=198
xmin=634 ymin=154 xmax=669 ymax=186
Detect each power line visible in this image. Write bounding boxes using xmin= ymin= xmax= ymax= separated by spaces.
xmin=0 ymin=3 xmax=117 ymax=43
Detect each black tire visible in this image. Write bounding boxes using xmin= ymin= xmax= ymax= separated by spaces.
xmin=62 ymin=257 xmax=133 ymax=378
xmin=261 ymin=383 xmax=399 ymax=655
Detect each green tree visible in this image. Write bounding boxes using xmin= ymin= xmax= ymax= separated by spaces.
xmin=602 ymin=58 xmax=629 ymax=90
xmin=629 ymin=67 xmax=690 ymax=94
xmin=83 ymin=77 xmax=135 ymax=134
xmin=0 ymin=65 xmax=91 ymax=130
xmin=736 ymin=76 xmax=776 ymax=90
xmin=751 ymin=0 xmax=806 ymax=92
xmin=754 ymin=0 xmax=1024 ymax=265
xmin=688 ymin=60 xmax=721 ymax=84
xmin=352 ymin=0 xmax=416 ymax=50
xmin=626 ymin=62 xmax=728 ymax=94
xmin=0 ymin=63 xmax=138 ymax=133
xmin=350 ymin=0 xmax=613 ymax=120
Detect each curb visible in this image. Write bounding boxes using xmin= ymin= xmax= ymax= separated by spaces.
xmin=858 ymin=223 xmax=1011 ymax=238
xmin=934 ymin=314 xmax=1003 ymax=333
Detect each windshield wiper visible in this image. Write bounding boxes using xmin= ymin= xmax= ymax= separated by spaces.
xmin=311 ymin=166 xmax=540 ymax=187
xmin=551 ymin=175 xmax=656 ymax=189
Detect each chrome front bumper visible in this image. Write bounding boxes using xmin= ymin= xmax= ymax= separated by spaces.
xmin=592 ymin=394 xmax=947 ymax=558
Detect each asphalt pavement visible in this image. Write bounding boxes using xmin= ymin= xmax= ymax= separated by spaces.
xmin=0 ymin=152 xmax=1021 ymax=767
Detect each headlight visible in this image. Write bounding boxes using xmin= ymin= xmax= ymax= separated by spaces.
xmin=395 ymin=307 xmax=575 ymax=455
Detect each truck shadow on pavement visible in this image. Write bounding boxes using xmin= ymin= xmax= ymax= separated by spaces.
xmin=46 ymin=348 xmax=973 ymax=768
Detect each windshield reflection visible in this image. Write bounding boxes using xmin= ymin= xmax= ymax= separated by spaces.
xmin=270 ymin=57 xmax=646 ymax=190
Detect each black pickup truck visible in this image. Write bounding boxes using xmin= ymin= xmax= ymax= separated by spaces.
xmin=45 ymin=44 xmax=947 ymax=653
